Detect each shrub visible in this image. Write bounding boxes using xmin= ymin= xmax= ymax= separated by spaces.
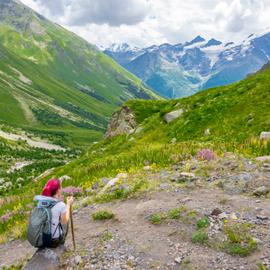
xmin=100 ymin=231 xmax=113 ymax=242
xmin=196 ymin=217 xmax=210 ymax=229
xmin=92 ymin=210 xmax=115 ymax=221
xmin=168 ymin=208 xmax=182 ymax=219
xmin=222 ymin=223 xmax=257 ymax=256
xmin=150 ymin=214 xmax=163 ymax=225
xmin=191 ymin=230 xmax=208 ymax=244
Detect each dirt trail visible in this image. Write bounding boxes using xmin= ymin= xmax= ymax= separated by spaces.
xmin=62 ymin=188 xmax=270 ymax=270
xmin=1 ymin=187 xmax=268 ymax=269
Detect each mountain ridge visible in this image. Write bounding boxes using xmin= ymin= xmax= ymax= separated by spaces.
xmin=0 ymin=0 xmax=159 ymax=147
xmin=104 ymin=30 xmax=270 ymax=98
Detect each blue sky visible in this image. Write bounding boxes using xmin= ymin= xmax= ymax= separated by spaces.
xmin=21 ymin=0 xmax=270 ymax=47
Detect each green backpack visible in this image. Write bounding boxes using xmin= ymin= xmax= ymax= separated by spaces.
xmin=27 ymin=199 xmax=60 ymax=248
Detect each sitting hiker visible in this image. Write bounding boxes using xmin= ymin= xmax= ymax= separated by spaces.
xmin=27 ymin=178 xmax=74 ymax=248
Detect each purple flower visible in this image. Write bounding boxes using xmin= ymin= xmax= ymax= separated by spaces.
xmin=0 ymin=212 xmax=12 ymax=223
xmin=197 ymin=149 xmax=215 ymax=161
xmin=62 ymin=186 xmax=83 ymax=196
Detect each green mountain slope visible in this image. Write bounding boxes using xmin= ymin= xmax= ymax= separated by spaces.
xmin=0 ymin=0 xmax=158 ymax=147
xmin=55 ymin=64 xmax=270 ymax=183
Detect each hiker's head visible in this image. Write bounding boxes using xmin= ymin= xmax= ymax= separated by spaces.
xmin=42 ymin=179 xmax=61 ymax=197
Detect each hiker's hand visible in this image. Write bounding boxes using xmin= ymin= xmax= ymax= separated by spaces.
xmin=67 ymin=196 xmax=74 ymax=206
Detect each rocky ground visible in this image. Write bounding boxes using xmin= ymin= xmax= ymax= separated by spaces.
xmin=1 ymin=153 xmax=270 ymax=270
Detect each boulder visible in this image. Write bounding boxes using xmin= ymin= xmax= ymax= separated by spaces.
xmin=24 ymin=248 xmax=63 ymax=270
xmin=143 ymin=165 xmax=151 ymax=171
xmin=260 ymin=132 xmax=270 ymax=140
xmin=135 ymin=126 xmax=143 ymax=134
xmin=256 ymin=215 xmax=269 ymax=221
xmin=255 ymin=156 xmax=270 ymax=162
xmin=116 ymin=173 xmax=128 ymax=179
xmin=74 ymin=255 xmax=82 ymax=265
xmin=204 ymin=128 xmax=211 ymax=135
xmin=218 ymin=212 xmax=228 ymax=220
xmin=164 ymin=109 xmax=184 ymax=123
xmin=105 ymin=106 xmax=137 ymax=138
xmin=211 ymin=208 xmax=222 ymax=216
xmin=171 ymin=172 xmax=196 ymax=183
xmin=253 ymin=186 xmax=269 ymax=196
xmin=100 ymin=177 xmax=119 ymax=193
xmin=59 ymin=175 xmax=71 ymax=182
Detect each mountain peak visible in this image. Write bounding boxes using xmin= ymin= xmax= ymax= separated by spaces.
xmin=190 ymin=35 xmax=206 ymax=44
xmin=105 ymin=43 xmax=140 ymax=53
xmin=184 ymin=35 xmax=206 ymax=47
xmin=203 ymin=38 xmax=222 ymax=48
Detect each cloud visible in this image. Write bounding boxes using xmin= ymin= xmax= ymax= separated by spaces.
xmin=66 ymin=0 xmax=150 ymax=26
xmin=34 ymin=0 xmax=66 ymax=16
xmin=214 ymin=0 xmax=265 ymax=33
xmin=20 ymin=0 xmax=270 ymax=47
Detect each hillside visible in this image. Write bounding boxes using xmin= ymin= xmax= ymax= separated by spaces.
xmin=104 ymin=31 xmax=270 ymax=98
xmin=1 ymin=54 xmax=270 ymax=269
xmin=0 ymin=0 xmax=158 ymax=148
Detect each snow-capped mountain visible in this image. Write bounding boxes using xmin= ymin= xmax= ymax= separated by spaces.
xmin=104 ymin=30 xmax=270 ymax=98
xmin=104 ymin=43 xmax=144 ymax=66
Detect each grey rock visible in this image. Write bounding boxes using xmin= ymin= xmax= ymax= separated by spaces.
xmin=256 ymin=215 xmax=269 ymax=221
xmin=260 ymin=132 xmax=270 ymax=140
xmin=128 ymin=137 xmax=135 ymax=142
xmin=218 ymin=212 xmax=228 ymax=219
xmin=256 ymin=156 xmax=270 ymax=162
xmin=24 ymin=248 xmax=61 ymax=270
xmin=116 ymin=172 xmax=128 ymax=179
xmin=160 ymin=183 xmax=169 ymax=190
xmin=135 ymin=126 xmax=143 ymax=134
xmin=59 ymin=175 xmax=71 ymax=182
xmin=74 ymin=255 xmax=82 ymax=265
xmin=253 ymin=237 xmax=263 ymax=244
xmin=204 ymin=128 xmax=211 ymax=135
xmin=253 ymin=186 xmax=269 ymax=196
xmin=164 ymin=109 xmax=184 ymax=123
xmin=211 ymin=208 xmax=223 ymax=216
xmin=105 ymin=106 xmax=137 ymax=138
xmin=143 ymin=165 xmax=151 ymax=171
xmin=174 ymin=256 xmax=183 ymax=264
xmin=100 ymin=177 xmax=119 ymax=193
xmin=173 ymin=172 xmax=196 ymax=183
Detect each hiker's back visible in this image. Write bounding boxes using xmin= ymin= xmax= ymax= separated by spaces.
xmin=27 ymin=196 xmax=59 ymax=248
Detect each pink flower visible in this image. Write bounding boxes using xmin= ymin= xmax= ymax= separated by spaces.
xmin=0 ymin=212 xmax=12 ymax=223
xmin=197 ymin=149 xmax=215 ymax=161
xmin=62 ymin=186 xmax=83 ymax=196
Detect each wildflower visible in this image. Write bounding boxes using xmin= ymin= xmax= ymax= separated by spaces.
xmin=197 ymin=149 xmax=215 ymax=161
xmin=0 ymin=212 xmax=12 ymax=223
xmin=62 ymin=186 xmax=83 ymax=196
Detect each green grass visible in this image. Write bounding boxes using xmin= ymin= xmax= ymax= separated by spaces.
xmin=196 ymin=217 xmax=210 ymax=229
xmin=191 ymin=230 xmax=209 ymax=244
xmin=92 ymin=210 xmax=115 ymax=221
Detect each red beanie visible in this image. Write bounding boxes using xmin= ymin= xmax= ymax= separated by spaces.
xmin=42 ymin=179 xmax=61 ymax=197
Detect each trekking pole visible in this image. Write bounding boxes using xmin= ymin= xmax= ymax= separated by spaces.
xmin=70 ymin=205 xmax=76 ymax=251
